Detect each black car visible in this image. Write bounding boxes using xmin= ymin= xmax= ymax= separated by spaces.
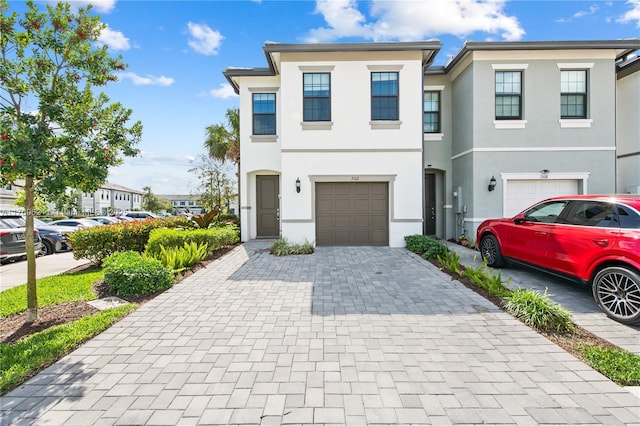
xmin=0 ymin=216 xmax=42 ymax=263
xmin=33 ymin=218 xmax=73 ymax=256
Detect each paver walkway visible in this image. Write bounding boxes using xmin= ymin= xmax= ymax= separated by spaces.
xmin=1 ymin=241 xmax=639 ymax=425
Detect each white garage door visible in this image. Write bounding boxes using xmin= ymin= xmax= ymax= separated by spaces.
xmin=505 ymin=179 xmax=578 ymax=217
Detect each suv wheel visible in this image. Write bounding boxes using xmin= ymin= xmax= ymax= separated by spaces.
xmin=592 ymin=266 xmax=640 ymax=325
xmin=480 ymin=234 xmax=505 ymax=267
xmin=40 ymin=240 xmax=54 ymax=257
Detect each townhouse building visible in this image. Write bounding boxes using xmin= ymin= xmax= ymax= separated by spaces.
xmin=79 ymin=182 xmax=143 ymax=215
xmin=225 ymin=39 xmax=640 ymax=247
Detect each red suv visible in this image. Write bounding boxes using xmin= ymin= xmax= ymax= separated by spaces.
xmin=477 ymin=195 xmax=640 ymax=325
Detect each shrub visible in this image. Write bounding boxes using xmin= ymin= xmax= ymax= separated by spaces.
xmin=103 ymin=251 xmax=174 ymax=296
xmin=270 ymin=237 xmax=314 ymax=256
xmin=144 ymin=225 xmax=239 ymax=257
xmin=146 ymin=242 xmax=210 ymax=272
xmin=582 ymin=346 xmax=640 ymax=386
xmin=404 ymin=235 xmax=449 ymax=260
xmin=191 ymin=209 xmax=219 ymax=229
xmin=503 ymin=288 xmax=575 ymax=333
xmin=68 ymin=218 xmax=176 ymax=264
xmin=437 ymin=249 xmax=462 ymax=275
xmin=461 ymin=265 xmax=511 ymax=297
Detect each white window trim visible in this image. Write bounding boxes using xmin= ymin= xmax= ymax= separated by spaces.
xmin=424 ymin=133 xmax=444 ymax=141
xmin=301 ymin=121 xmax=333 ymax=130
xmin=424 ymin=85 xmax=445 ymax=91
xmin=493 ymin=120 xmax=527 ymax=129
xmin=491 ymin=64 xmax=529 ymax=70
xmin=559 ymin=119 xmax=593 ymax=128
xmin=251 ymin=135 xmax=278 ymax=142
xmin=370 ymin=120 xmax=402 ymax=130
xmin=367 ymin=64 xmax=404 ymax=71
xmin=298 ymin=65 xmax=335 ymax=72
xmin=557 ymin=63 xmax=594 ymax=69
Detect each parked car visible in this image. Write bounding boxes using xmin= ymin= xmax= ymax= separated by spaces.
xmin=47 ymin=218 xmax=103 ymax=229
xmin=124 ymin=211 xmax=158 ymax=220
xmin=0 ymin=216 xmax=42 ymax=263
xmin=86 ymin=216 xmax=119 ymax=225
xmin=34 ymin=218 xmax=73 ymax=256
xmin=477 ymin=195 xmax=640 ymax=325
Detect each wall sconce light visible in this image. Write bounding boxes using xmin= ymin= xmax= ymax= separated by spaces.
xmin=488 ymin=176 xmax=497 ymax=192
xmin=540 ymin=169 xmax=550 ymax=174
xmin=295 ymin=177 xmax=301 ymax=193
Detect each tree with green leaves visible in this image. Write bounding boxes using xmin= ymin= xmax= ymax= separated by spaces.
xmin=47 ymin=188 xmax=81 ymax=215
xmin=189 ymin=154 xmax=236 ymax=214
xmin=14 ymin=188 xmax=48 ymax=214
xmin=0 ymin=1 xmax=142 ymax=323
xmin=141 ymin=186 xmax=170 ymax=213
xmin=204 ymin=107 xmax=239 ymax=211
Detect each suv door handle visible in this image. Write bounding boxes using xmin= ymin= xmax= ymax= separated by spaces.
xmin=593 ymin=239 xmax=609 ymax=247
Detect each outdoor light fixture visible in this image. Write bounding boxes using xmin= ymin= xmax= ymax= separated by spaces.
xmin=540 ymin=169 xmax=550 ymax=174
xmin=296 ymin=177 xmax=301 ymax=193
xmin=488 ymin=176 xmax=497 ymax=192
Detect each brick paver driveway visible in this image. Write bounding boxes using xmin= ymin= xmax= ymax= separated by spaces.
xmin=2 ymin=241 xmax=639 ymax=425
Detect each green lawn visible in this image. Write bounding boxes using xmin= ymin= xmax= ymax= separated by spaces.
xmin=0 ymin=269 xmax=104 ymax=317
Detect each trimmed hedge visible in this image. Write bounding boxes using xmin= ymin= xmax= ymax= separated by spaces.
xmin=144 ymin=225 xmax=239 ymax=257
xmin=103 ymin=251 xmax=174 ymax=296
xmin=68 ymin=218 xmax=185 ymax=264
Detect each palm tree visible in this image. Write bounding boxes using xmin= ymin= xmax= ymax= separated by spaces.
xmin=204 ymin=108 xmax=240 ymax=215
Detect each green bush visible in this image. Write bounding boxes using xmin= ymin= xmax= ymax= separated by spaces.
xmin=68 ymin=218 xmax=176 ymax=264
xmin=270 ymin=237 xmax=314 ymax=256
xmin=146 ymin=242 xmax=210 ymax=272
xmin=503 ymin=288 xmax=575 ymax=333
xmin=461 ymin=265 xmax=511 ymax=297
xmin=103 ymin=251 xmax=174 ymax=296
xmin=404 ymin=235 xmax=449 ymax=260
xmin=437 ymin=249 xmax=462 ymax=275
xmin=582 ymin=346 xmax=640 ymax=386
xmin=144 ymin=225 xmax=239 ymax=257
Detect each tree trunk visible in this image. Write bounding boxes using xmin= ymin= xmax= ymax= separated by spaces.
xmin=25 ymin=177 xmax=38 ymax=323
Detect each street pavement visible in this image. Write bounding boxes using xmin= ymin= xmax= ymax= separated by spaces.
xmin=1 ymin=240 xmax=639 ymax=425
xmin=0 ymin=252 xmax=91 ymax=291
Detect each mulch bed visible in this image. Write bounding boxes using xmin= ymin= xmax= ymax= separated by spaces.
xmin=0 ymin=245 xmax=237 ymax=344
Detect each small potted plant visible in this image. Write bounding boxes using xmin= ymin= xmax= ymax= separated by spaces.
xmin=459 ymin=234 xmax=469 ymax=247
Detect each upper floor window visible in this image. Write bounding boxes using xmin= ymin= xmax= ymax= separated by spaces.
xmin=423 ymin=91 xmax=440 ymax=133
xmin=371 ymin=72 xmax=399 ymax=121
xmin=560 ymin=70 xmax=587 ymax=119
xmin=495 ymin=71 xmax=522 ymax=120
xmin=303 ymin=73 xmax=330 ymax=121
xmin=252 ymin=93 xmax=276 ymax=135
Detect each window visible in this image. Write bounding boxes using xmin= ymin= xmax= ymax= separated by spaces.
xmin=564 ymin=201 xmax=616 ymax=227
xmin=371 ymin=72 xmax=399 ymax=121
xmin=252 ymin=93 xmax=276 ymax=135
xmin=495 ymin=71 xmax=522 ymax=120
xmin=524 ymin=200 xmax=569 ymax=223
xmin=303 ymin=73 xmax=330 ymax=121
xmin=423 ymin=91 xmax=440 ymax=133
xmin=561 ymin=70 xmax=587 ymax=119
xmin=616 ymin=205 xmax=640 ymax=229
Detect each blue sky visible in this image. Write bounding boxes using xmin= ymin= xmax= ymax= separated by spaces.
xmin=13 ymin=1 xmax=640 ymax=195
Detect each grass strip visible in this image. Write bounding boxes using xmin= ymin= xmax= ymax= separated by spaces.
xmin=0 ymin=270 xmax=103 ymax=318
xmin=0 ymin=304 xmax=136 ymax=395
xmin=582 ymin=346 xmax=640 ymax=386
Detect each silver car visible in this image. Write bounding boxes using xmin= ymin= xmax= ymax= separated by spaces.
xmin=0 ymin=218 xmax=42 ymax=263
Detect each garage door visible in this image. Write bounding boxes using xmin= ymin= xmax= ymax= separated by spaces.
xmin=505 ymin=179 xmax=578 ymax=217
xmin=316 ymin=182 xmax=388 ymax=246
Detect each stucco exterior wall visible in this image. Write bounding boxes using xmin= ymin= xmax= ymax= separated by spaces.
xmin=617 ymin=63 xmax=640 ymax=194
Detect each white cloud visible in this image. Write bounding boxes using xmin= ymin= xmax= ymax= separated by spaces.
xmin=69 ymin=0 xmax=117 ymax=13
xmin=305 ymin=0 xmax=525 ymax=42
xmin=97 ymin=26 xmax=130 ymax=51
xmin=205 ymin=83 xmax=238 ymax=99
xmin=187 ymin=22 xmax=224 ymax=55
xmin=618 ymin=0 xmax=640 ymax=27
xmin=118 ymin=72 xmax=175 ymax=86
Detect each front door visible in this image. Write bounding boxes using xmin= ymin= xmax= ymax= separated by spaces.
xmin=425 ymin=174 xmax=436 ymax=235
xmin=256 ymin=175 xmax=279 ymax=237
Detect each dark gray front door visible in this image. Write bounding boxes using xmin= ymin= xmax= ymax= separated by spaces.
xmin=256 ymin=175 xmax=279 ymax=237
xmin=425 ymin=174 xmax=436 ymax=235
xmin=316 ymin=182 xmax=389 ymax=246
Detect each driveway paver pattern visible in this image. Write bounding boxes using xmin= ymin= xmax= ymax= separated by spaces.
xmin=1 ymin=241 xmax=639 ymax=425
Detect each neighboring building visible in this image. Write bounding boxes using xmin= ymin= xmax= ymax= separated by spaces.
xmin=225 ymin=39 xmax=640 ymax=246
xmin=79 ymin=182 xmax=143 ymax=215
xmin=0 ymin=183 xmax=19 ymax=212
xmin=161 ymin=194 xmax=204 ymax=215
xmin=616 ymin=54 xmax=640 ymax=195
